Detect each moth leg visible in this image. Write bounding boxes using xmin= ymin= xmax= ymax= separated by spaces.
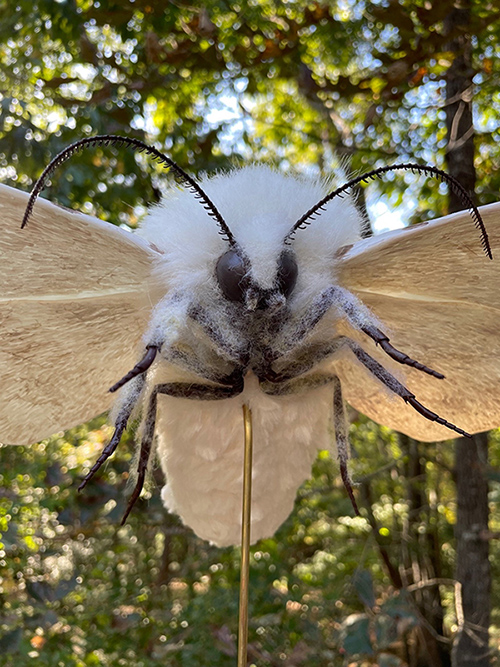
xmin=262 ymin=334 xmax=466 ymax=437
xmin=275 ymin=285 xmax=443 ymax=379
xmin=359 ymin=324 xmax=444 ymax=379
xmin=164 ymin=345 xmax=243 ymax=385
xmin=333 ymin=375 xmax=360 ymax=515
xmin=260 ymin=372 xmax=360 ymax=514
xmin=271 ymin=287 xmax=342 ymax=359
xmin=111 ymin=329 xmax=244 ymax=397
xmin=120 ymin=385 xmax=158 ymax=525
xmin=260 ymin=372 xmax=336 ymax=396
xmin=121 ymin=372 xmax=245 ymax=523
xmin=259 ymin=338 xmax=347 ymax=383
xmin=188 ymin=304 xmax=250 ymax=366
xmin=78 ymin=375 xmax=146 ymax=491
xmin=348 ymin=341 xmax=471 ymax=438
xmin=110 ymin=291 xmax=195 ymax=393
xmin=94 ymin=331 xmax=242 ymax=495
xmin=337 ymin=288 xmax=444 ymax=379
xmin=263 ymin=330 xmax=434 ymax=385
xmin=109 ymin=345 xmax=159 ymax=393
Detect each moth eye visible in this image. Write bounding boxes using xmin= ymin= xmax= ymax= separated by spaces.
xmin=216 ymin=250 xmax=248 ymax=303
xmin=277 ymin=251 xmax=298 ymax=299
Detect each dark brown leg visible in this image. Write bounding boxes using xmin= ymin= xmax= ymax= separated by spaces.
xmin=120 ymin=374 xmax=245 ymax=523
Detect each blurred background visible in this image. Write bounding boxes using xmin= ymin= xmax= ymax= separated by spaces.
xmin=1 ymin=1 xmax=500 ymax=665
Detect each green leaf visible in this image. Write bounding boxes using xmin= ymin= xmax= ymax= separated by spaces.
xmin=340 ymin=615 xmax=374 ymax=657
xmin=352 ymin=569 xmax=376 ymax=608
xmin=0 ymin=627 xmax=22 ymax=654
xmin=26 ymin=577 xmax=77 ymax=603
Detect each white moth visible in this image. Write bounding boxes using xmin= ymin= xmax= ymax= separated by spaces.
xmin=1 ymin=136 xmax=499 ymax=547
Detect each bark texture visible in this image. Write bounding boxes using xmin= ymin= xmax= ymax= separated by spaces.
xmin=444 ymin=3 xmax=491 ymax=665
xmin=444 ymin=7 xmax=476 ymax=211
xmin=400 ymin=436 xmax=450 ymax=667
xmin=451 ymin=434 xmax=490 ymax=666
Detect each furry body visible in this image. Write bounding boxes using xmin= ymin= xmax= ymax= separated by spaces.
xmin=3 ymin=160 xmax=500 ymax=548
xmin=155 ymin=373 xmax=332 ymax=546
xmin=132 ymin=167 xmax=363 ymax=546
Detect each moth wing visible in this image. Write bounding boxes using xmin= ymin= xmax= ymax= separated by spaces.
xmin=0 ymin=184 xmax=160 ymax=445
xmin=335 ymin=203 xmax=500 ymax=441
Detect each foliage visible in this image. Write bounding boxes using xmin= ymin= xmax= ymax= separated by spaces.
xmin=2 ymin=0 xmax=500 ymax=664
xmin=2 ymin=0 xmax=500 ymax=222
xmin=2 ymin=419 xmax=500 ymax=666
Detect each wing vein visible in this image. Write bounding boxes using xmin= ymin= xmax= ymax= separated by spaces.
xmin=1 ymin=288 xmax=147 ymax=303
xmin=354 ymin=289 xmax=500 ymax=314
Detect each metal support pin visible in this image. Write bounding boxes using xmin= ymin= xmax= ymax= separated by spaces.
xmin=237 ymin=404 xmax=253 ymax=667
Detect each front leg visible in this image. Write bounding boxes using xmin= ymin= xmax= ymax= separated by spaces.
xmin=260 ymin=370 xmax=337 ymax=396
xmin=335 ymin=287 xmax=444 ymax=379
xmin=78 ymin=374 xmax=146 ymax=490
xmin=121 ymin=372 xmax=245 ymax=523
xmin=258 ymin=338 xmax=347 ymax=384
xmin=348 ymin=343 xmax=470 ymax=438
xmin=164 ymin=345 xmax=242 ymax=386
xmin=260 ymin=371 xmax=360 ymax=514
xmin=81 ymin=310 xmax=244 ymax=493
xmin=332 ymin=375 xmax=360 ymax=515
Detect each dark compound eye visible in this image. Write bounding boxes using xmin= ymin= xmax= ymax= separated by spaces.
xmin=276 ymin=251 xmax=298 ymax=298
xmin=216 ymin=250 xmax=248 ymax=302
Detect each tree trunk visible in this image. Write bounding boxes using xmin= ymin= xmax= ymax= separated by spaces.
xmin=444 ymin=9 xmax=475 ymax=210
xmin=451 ymin=434 xmax=490 ymax=666
xmin=444 ymin=4 xmax=491 ymax=665
xmin=400 ymin=435 xmax=450 ymax=667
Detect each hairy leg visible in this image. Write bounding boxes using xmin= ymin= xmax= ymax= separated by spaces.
xmin=348 ymin=343 xmax=471 ymax=438
xmin=273 ymin=285 xmax=443 ymax=379
xmin=260 ymin=371 xmax=360 ymax=514
xmin=188 ymin=303 xmax=250 ymax=366
xmin=121 ymin=373 xmax=245 ymax=523
xmin=109 ymin=339 xmax=244 ymax=396
xmin=78 ymin=375 xmax=146 ymax=491
xmin=332 ymin=375 xmax=360 ymax=515
xmin=163 ymin=346 xmax=242 ymax=385
xmin=81 ymin=344 xmax=244 ymax=494
xmin=336 ymin=287 xmax=444 ymax=379
xmin=259 ymin=370 xmax=336 ymax=396
xmin=120 ymin=388 xmax=157 ymax=525
xmin=109 ymin=346 xmax=159 ymax=393
xmin=259 ymin=336 xmax=470 ymax=438
xmin=257 ymin=338 xmax=345 ymax=383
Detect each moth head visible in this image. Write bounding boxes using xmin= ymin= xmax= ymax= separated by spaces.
xmin=216 ymin=248 xmax=298 ymax=311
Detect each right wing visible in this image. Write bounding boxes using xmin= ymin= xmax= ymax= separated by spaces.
xmin=336 ymin=202 xmax=500 ymax=441
xmin=0 ymin=184 xmax=161 ymax=445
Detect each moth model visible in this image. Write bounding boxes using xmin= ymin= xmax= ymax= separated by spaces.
xmin=1 ymin=136 xmax=499 ymax=547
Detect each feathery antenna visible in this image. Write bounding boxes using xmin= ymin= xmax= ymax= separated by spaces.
xmin=285 ymin=163 xmax=492 ymax=259
xmin=21 ymin=134 xmax=236 ymax=245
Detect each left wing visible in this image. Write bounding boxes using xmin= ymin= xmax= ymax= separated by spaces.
xmin=335 ymin=203 xmax=500 ymax=441
xmin=0 ymin=184 xmax=160 ymax=445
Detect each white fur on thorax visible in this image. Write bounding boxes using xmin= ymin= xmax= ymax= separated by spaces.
xmin=135 ymin=166 xmax=364 ymax=546
xmin=138 ymin=166 xmax=363 ymax=297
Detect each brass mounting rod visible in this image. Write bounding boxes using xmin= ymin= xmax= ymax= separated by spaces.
xmin=237 ymin=404 xmax=253 ymax=667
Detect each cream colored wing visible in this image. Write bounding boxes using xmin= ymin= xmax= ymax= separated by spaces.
xmin=0 ymin=184 xmax=160 ymax=445
xmin=336 ymin=203 xmax=500 ymax=442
